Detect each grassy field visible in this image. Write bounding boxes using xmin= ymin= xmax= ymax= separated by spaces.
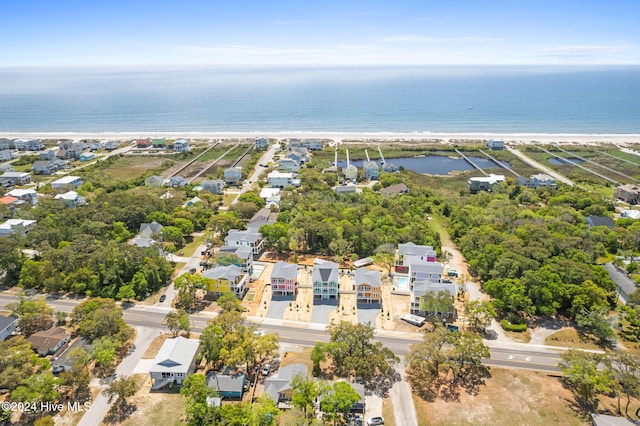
xmin=413 ymin=368 xmax=588 ymax=426
xmin=97 ymin=155 xmax=170 ymax=180
xmin=544 ymin=328 xmax=602 ymax=350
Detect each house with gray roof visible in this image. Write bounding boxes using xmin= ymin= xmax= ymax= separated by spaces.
xmin=0 ymin=171 xmax=31 ymax=187
xmin=264 ymin=363 xmax=308 ymax=407
xmin=0 ymin=315 xmax=18 ymax=341
xmin=145 ymin=175 xmax=165 ymax=187
xmin=149 ymin=337 xmax=200 ymax=389
xmin=380 ymin=183 xmax=409 ymax=196
xmin=0 ymin=149 xmax=13 ymax=162
xmin=312 ymin=259 xmax=339 ymax=300
xmin=411 ymin=280 xmax=456 ymax=317
xmin=254 ymin=137 xmax=269 ymax=150
xmin=224 ymin=229 xmax=265 ymax=256
xmin=224 ymin=167 xmax=243 ymax=185
xmin=271 ymin=261 xmax=298 ymax=295
xmin=409 ymin=263 xmax=444 ymax=288
xmin=201 ymin=179 xmax=225 ymax=194
xmin=202 ymin=264 xmax=248 ymax=298
xmin=355 ymin=268 xmax=381 ymax=304
xmin=130 ymin=221 xmax=163 ymax=248
xmin=217 ymin=245 xmax=254 ymax=276
xmin=363 ymin=160 xmax=379 ymax=180
xmin=278 ymin=158 xmax=300 ymax=173
xmin=207 ymin=372 xmax=246 ymax=399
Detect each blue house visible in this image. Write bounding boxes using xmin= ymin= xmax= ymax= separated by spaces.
xmin=207 ymin=372 xmax=246 ymax=399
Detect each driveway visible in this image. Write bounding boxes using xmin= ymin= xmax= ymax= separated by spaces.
xmin=266 ymin=295 xmax=295 ymax=319
xmin=311 ymin=299 xmax=337 ymax=324
xmin=604 ymin=262 xmax=637 ymax=304
xmin=357 ymin=303 xmax=380 ymax=326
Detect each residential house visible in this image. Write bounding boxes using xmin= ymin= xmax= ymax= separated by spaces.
xmin=531 ymin=173 xmax=556 ymax=188
xmin=278 ymin=158 xmax=300 ymax=173
xmin=254 ymin=137 xmax=269 ymax=150
xmin=145 ymin=175 xmax=165 ymax=187
xmin=312 ymin=259 xmax=339 ymax=300
xmin=468 ymin=174 xmax=505 ymax=193
xmin=615 ymin=184 xmax=640 ymax=205
xmin=136 ymin=138 xmax=151 ymax=148
xmin=201 ymin=179 xmax=225 ymax=194
xmin=0 ymin=164 xmax=13 ymax=172
xmin=167 ymin=176 xmax=188 ymax=187
xmin=183 ymin=196 xmax=202 ymax=207
xmin=149 ymin=336 xmax=200 ymax=389
xmin=259 ymin=187 xmax=281 ymax=207
xmin=207 ymin=372 xmax=246 ymax=399
xmin=51 ymin=175 xmax=83 ymax=190
xmin=267 ymin=171 xmax=300 ymax=189
xmin=334 ymin=184 xmax=359 ymax=194
xmin=32 ymin=159 xmax=65 ymax=175
xmin=103 ymin=140 xmax=118 ymax=151
xmin=56 ymin=143 xmax=84 ymax=160
xmin=27 ymin=327 xmax=70 ymax=356
xmin=224 ymin=167 xmax=243 ymax=185
xmin=0 ymin=139 xmax=11 ymax=150
xmin=586 ymin=215 xmax=615 ymax=229
xmin=397 ymin=242 xmax=437 ymax=268
xmin=0 ymin=171 xmax=31 ymax=187
xmin=270 ymin=261 xmax=298 ymax=296
xmin=380 ymin=183 xmax=409 ymax=196
xmin=409 ymin=263 xmax=444 ymax=288
xmin=14 ymin=139 xmax=44 ymax=151
xmin=217 ymin=246 xmax=254 ymax=276
xmin=320 ymin=382 xmax=365 ymax=414
xmin=0 ymin=315 xmax=18 ymax=341
xmin=0 ymin=219 xmax=36 ymax=236
xmin=6 ymin=189 xmax=37 ymax=206
xmin=129 ymin=221 xmax=163 ymax=248
xmin=363 ymin=160 xmax=379 ymax=180
xmin=303 ymin=139 xmax=323 ymax=150
xmin=39 ymin=150 xmax=56 ymax=160
xmin=89 ymin=141 xmax=102 ymax=151
xmin=247 ymin=207 xmax=278 ymax=232
xmin=343 ymin=164 xmax=358 ymax=181
xmin=151 ymin=138 xmax=166 ymax=149
xmin=173 ymin=139 xmax=190 ymax=152
xmin=621 ymin=210 xmax=640 ymax=220
xmin=264 ymin=363 xmax=308 ymax=407
xmin=80 ymin=153 xmax=96 ymax=162
xmin=224 ymin=229 xmax=265 ymax=256
xmin=202 ymin=264 xmax=248 ymax=298
xmin=486 ymin=139 xmax=505 ymax=150
xmin=54 ymin=191 xmax=86 ymax=208
xmin=381 ymin=162 xmax=398 ymax=173
xmin=355 ymin=268 xmax=381 ymax=304
xmin=516 ymin=176 xmax=535 ymax=188
xmin=0 ymin=149 xmax=13 ymax=162
xmin=0 ymin=196 xmax=19 ymax=206
xmin=287 ymin=149 xmax=309 ymax=164
xmin=411 ymin=280 xmax=456 ymax=316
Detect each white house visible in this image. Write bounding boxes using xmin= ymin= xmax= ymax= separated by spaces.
xmin=0 ymin=149 xmax=13 ymax=162
xmin=0 ymin=171 xmax=31 ymax=187
xmin=278 ymin=158 xmax=300 ymax=173
xmin=0 ymin=315 xmax=18 ymax=341
xmin=173 ymin=139 xmax=190 ymax=152
xmin=312 ymin=259 xmax=339 ymax=300
xmin=51 ymin=175 xmax=83 ymax=190
xmin=531 ymin=173 xmax=556 ymax=188
xmin=0 ymin=219 xmax=37 ymax=236
xmin=149 ymin=337 xmax=201 ymax=389
xmin=224 ymin=229 xmax=265 ymax=255
xmin=259 ymin=187 xmax=281 ymax=207
xmin=486 ymin=139 xmax=505 ymax=150
xmin=468 ymin=174 xmax=505 ymax=193
xmin=54 ymin=191 xmax=86 ymax=208
xmin=267 ymin=171 xmax=300 ymax=189
xmin=254 ymin=137 xmax=269 ymax=150
xmin=411 ymin=280 xmax=456 ymax=315
xmin=7 ymin=189 xmax=37 ymax=206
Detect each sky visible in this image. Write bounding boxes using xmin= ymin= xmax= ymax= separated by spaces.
xmin=1 ymin=0 xmax=639 ymax=67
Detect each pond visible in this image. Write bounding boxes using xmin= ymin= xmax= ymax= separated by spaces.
xmin=335 ymin=156 xmax=510 ymax=176
xmin=548 ymin=157 xmax=585 ymax=165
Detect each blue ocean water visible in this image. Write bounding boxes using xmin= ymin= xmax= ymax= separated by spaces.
xmin=0 ymin=66 xmax=639 ymax=133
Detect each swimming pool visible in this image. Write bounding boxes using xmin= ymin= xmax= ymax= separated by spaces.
xmin=394 ymin=276 xmax=408 ymax=290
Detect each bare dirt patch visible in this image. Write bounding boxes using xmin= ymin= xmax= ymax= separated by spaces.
xmin=413 ymin=368 xmax=586 ymax=426
xmin=118 ymin=374 xmax=186 ymax=426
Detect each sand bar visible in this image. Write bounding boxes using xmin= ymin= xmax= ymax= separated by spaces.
xmin=1 ymin=131 xmax=640 ymax=145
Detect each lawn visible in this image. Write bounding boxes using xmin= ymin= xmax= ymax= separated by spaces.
xmin=544 ymin=328 xmax=602 ymax=350
xmin=413 ymin=368 xmax=588 ymax=426
xmin=98 ymin=155 xmax=170 ymax=180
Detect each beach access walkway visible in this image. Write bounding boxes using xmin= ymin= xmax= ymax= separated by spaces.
xmin=506 ymin=146 xmax=575 ymax=186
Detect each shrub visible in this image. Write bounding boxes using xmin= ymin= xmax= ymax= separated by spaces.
xmin=500 ymin=319 xmax=527 ymax=332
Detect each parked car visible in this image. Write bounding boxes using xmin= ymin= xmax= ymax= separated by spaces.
xmin=189 ymin=268 xmax=197 ymax=274
xmin=52 ymin=365 xmax=66 ymax=375
xmin=262 ymin=364 xmax=271 ymax=376
xmin=447 ymin=269 xmax=459 ymax=277
xmin=159 ymin=295 xmax=166 ymax=303
xmin=366 ymin=417 xmax=384 ymax=426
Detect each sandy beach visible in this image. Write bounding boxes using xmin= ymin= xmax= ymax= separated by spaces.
xmin=2 ymin=131 xmax=640 ymax=146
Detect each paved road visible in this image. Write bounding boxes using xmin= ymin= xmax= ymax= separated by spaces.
xmin=604 ymin=262 xmax=637 ymax=304
xmin=391 ymin=359 xmax=418 ymax=426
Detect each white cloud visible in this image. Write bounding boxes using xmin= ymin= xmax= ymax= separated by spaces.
xmin=376 ymin=34 xmax=502 ymax=43
xmin=537 ymin=44 xmax=634 ymax=54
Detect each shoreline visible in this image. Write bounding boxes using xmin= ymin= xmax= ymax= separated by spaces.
xmin=2 ymin=131 xmax=640 ymax=145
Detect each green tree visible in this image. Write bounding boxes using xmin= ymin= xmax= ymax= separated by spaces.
xmin=91 ymin=337 xmax=117 ymax=373
xmin=576 ymin=308 xmax=615 ymax=347
xmin=464 ymin=300 xmax=496 ymax=333
xmin=606 ymin=350 xmax=640 ymax=416
xmin=72 ymin=298 xmax=132 ymax=343
xmin=180 ymin=374 xmax=216 ymax=426
xmin=8 ymin=298 xmax=53 ymax=336
xmin=419 ymin=290 xmax=454 ymax=320
xmin=560 ymin=350 xmax=615 ymax=409
xmin=0 ymin=336 xmax=44 ymax=391
xmin=116 ymin=284 xmax=136 ymax=302
xmin=311 ymin=342 xmax=326 ymax=377
xmin=11 ymin=371 xmax=60 ymax=407
xmin=319 ymin=381 xmax=361 ymax=425
xmin=405 ymin=328 xmax=450 ymax=397
xmin=290 ymin=374 xmax=318 ymax=419
xmin=165 ymin=309 xmax=190 ymax=337
xmin=102 ymin=375 xmax=139 ymax=414
xmin=251 ymin=394 xmax=280 ymax=426
xmin=373 ymin=243 xmax=396 ymax=276
xmin=174 ymin=273 xmax=209 ymax=311
xmin=217 ymin=291 xmax=243 ymax=312
xmin=326 ymin=321 xmax=398 ymax=383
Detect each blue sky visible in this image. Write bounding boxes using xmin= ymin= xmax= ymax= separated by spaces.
xmin=1 ymin=0 xmax=638 ymax=67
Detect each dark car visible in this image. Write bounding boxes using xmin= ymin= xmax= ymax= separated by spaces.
xmin=159 ymin=295 xmax=166 ymax=303
xmin=189 ymin=268 xmax=197 ymax=274
xmin=52 ymin=365 xmax=66 ymax=375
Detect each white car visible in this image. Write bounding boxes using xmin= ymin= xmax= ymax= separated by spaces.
xmin=262 ymin=364 xmax=271 ymax=376
xmin=367 ymin=417 xmax=384 ymax=426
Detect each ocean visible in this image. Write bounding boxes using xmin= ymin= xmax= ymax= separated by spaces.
xmin=0 ymin=66 xmax=639 ymax=134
